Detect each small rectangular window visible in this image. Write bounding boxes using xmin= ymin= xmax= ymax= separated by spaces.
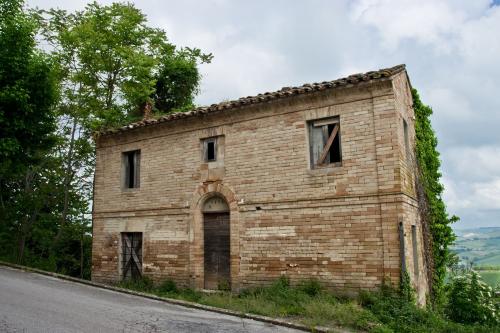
xmin=122 ymin=150 xmax=140 ymax=189
xmin=203 ymin=138 xmax=217 ymax=162
xmin=309 ymin=117 xmax=342 ymax=168
xmin=403 ymin=119 xmax=410 ymax=161
xmin=411 ymin=225 xmax=419 ymax=276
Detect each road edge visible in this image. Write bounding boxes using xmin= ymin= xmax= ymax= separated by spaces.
xmin=0 ymin=261 xmax=351 ymax=333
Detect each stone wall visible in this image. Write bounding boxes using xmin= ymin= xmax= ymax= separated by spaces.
xmin=92 ymin=74 xmax=428 ymax=301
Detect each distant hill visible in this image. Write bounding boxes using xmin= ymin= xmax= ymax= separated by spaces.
xmin=452 ymin=227 xmax=500 ymax=267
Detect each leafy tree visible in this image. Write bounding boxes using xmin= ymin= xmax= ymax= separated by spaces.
xmin=0 ymin=0 xmax=91 ymax=279
xmin=153 ymin=49 xmax=204 ymax=113
xmin=413 ymin=89 xmax=459 ymax=301
xmin=33 ymin=1 xmax=211 ymax=249
xmin=3 ymin=1 xmax=211 ymax=278
xmin=0 ymin=0 xmax=59 ymax=263
xmin=0 ymin=0 xmax=58 ymax=180
xmin=36 ymin=2 xmax=212 ymax=130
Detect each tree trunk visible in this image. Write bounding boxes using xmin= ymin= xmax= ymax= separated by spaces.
xmin=16 ymin=208 xmax=39 ymax=264
xmin=80 ymin=232 xmax=84 ymax=279
xmin=54 ymin=117 xmax=78 ymax=244
xmin=16 ymin=231 xmax=26 ymax=264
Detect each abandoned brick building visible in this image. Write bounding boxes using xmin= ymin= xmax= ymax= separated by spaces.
xmin=92 ymin=64 xmax=429 ymax=303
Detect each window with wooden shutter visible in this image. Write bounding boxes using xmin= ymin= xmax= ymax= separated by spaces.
xmin=308 ymin=117 xmax=342 ymax=168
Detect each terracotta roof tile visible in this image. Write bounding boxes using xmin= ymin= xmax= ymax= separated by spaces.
xmin=98 ymin=64 xmax=406 ymax=136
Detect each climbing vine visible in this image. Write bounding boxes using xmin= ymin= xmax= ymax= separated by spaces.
xmin=412 ymin=89 xmax=459 ymax=303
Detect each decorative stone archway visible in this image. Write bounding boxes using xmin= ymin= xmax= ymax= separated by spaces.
xmin=189 ymin=182 xmax=240 ymax=291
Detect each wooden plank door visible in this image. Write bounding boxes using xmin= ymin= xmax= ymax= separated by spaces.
xmin=203 ymin=213 xmax=230 ymax=290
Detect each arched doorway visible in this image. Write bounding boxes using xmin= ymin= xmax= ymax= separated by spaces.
xmin=202 ymin=196 xmax=230 ymax=290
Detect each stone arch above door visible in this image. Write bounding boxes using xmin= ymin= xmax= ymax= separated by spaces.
xmin=189 ymin=182 xmax=240 ymax=291
xmin=202 ymin=196 xmax=229 ymax=213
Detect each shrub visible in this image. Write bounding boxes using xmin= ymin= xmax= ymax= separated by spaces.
xmin=117 ymin=276 xmax=154 ymax=293
xmin=158 ymin=278 xmax=177 ymax=294
xmin=177 ymin=288 xmax=202 ymax=302
xmin=359 ymin=283 xmax=498 ymax=333
xmin=298 ymin=278 xmax=323 ymax=297
xmin=446 ymin=271 xmax=500 ymax=326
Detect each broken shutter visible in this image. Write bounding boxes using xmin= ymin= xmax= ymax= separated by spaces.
xmin=122 ymin=232 xmax=143 ymax=280
xmin=309 ymin=117 xmax=341 ymax=168
xmin=310 ymin=125 xmax=324 ymax=166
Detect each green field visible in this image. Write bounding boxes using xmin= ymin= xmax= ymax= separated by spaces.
xmin=452 ymin=227 xmax=500 ymax=267
xmin=478 ymin=270 xmax=500 ymax=288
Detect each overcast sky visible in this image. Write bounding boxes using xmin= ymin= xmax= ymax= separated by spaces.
xmin=27 ymin=0 xmax=500 ymax=230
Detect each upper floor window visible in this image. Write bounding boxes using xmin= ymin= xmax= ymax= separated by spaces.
xmin=122 ymin=150 xmax=140 ymax=189
xmin=202 ymin=137 xmax=218 ymax=162
xmin=308 ymin=116 xmax=342 ymax=168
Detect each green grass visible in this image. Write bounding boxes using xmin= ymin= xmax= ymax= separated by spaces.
xmin=116 ymin=276 xmax=500 ymax=333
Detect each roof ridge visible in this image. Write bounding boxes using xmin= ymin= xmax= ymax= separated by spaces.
xmin=99 ymin=64 xmax=406 ymax=136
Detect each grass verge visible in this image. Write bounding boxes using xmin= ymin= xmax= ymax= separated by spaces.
xmin=117 ymin=276 xmax=500 ymax=333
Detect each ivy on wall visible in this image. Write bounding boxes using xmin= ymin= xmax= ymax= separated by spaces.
xmin=412 ymin=88 xmax=459 ymax=302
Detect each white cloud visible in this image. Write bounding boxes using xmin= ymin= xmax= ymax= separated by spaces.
xmin=350 ymin=0 xmax=490 ymax=51
xmin=425 ymin=88 xmax=473 ymax=120
xmin=443 ymin=146 xmax=500 ymax=182
xmin=198 ymin=43 xmax=291 ymax=103
xmin=473 ymin=179 xmax=500 ymax=209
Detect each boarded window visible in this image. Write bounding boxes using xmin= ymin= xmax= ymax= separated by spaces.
xmin=309 ymin=117 xmax=342 ymax=168
xmin=121 ymin=232 xmax=142 ymax=280
xmin=202 ymin=137 xmax=217 ymax=162
xmin=122 ymin=150 xmax=140 ymax=189
xmin=411 ymin=225 xmax=419 ymax=276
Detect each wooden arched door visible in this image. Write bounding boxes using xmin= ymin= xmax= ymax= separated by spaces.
xmin=202 ymin=196 xmax=230 ymax=290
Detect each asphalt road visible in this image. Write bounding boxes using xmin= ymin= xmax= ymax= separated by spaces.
xmin=0 ymin=266 xmax=302 ymax=333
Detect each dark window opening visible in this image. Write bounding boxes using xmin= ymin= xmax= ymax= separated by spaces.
xmin=328 ymin=124 xmax=341 ymax=163
xmin=207 ymin=141 xmax=216 ymax=161
xmin=309 ymin=117 xmax=342 ymax=168
xmin=123 ymin=150 xmax=140 ymax=189
xmin=122 ymin=232 xmax=142 ymax=280
xmin=203 ymin=138 xmax=217 ymax=162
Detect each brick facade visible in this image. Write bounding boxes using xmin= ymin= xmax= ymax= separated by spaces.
xmin=92 ymin=66 xmax=429 ymax=303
